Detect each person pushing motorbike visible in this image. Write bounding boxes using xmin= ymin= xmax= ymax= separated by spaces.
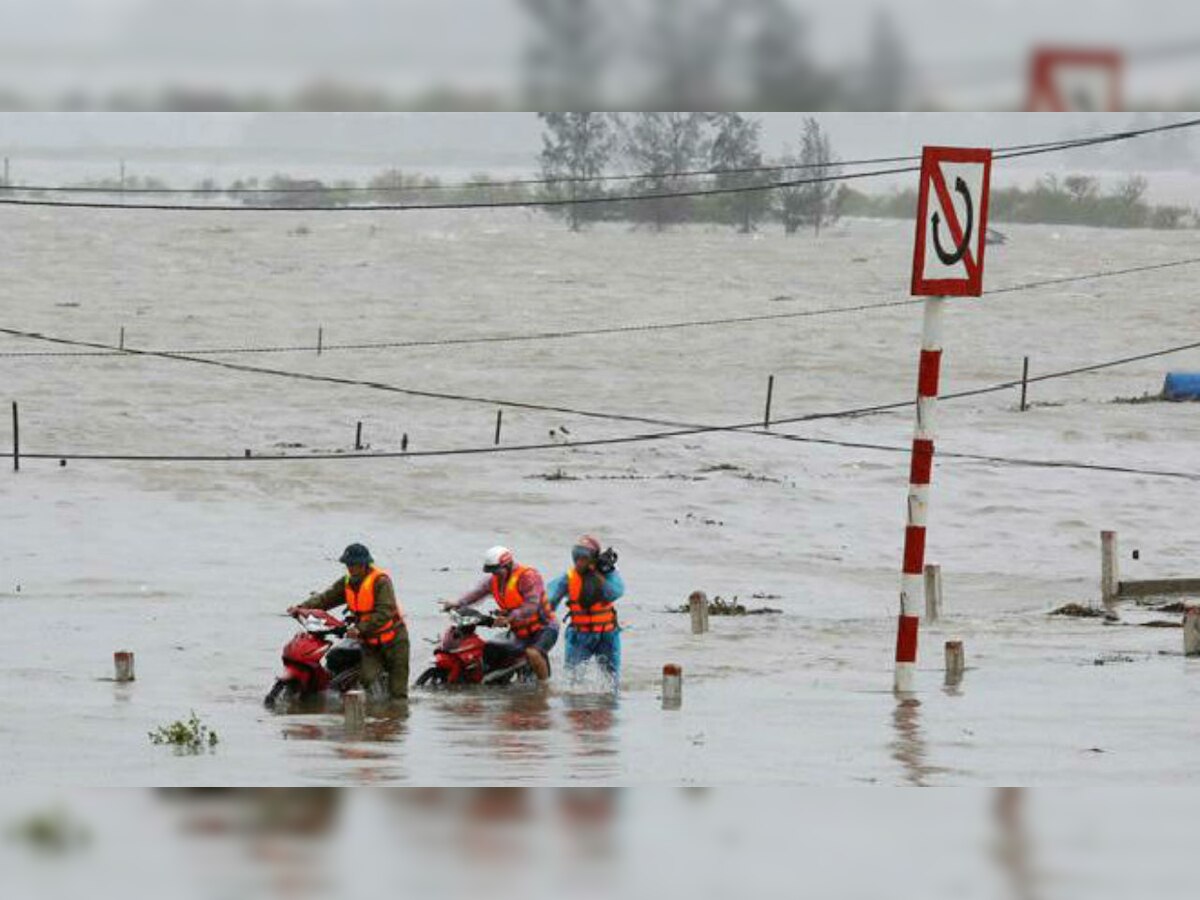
xmin=547 ymin=535 xmax=624 ymax=686
xmin=288 ymin=543 xmax=410 ymax=700
xmin=442 ymin=546 xmax=558 ymax=682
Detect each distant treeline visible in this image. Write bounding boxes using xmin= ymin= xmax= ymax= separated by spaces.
xmin=841 ymin=174 xmax=1198 ymax=230
xmin=53 ymin=165 xmax=1196 ymax=233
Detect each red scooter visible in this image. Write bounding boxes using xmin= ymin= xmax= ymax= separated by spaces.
xmin=264 ymin=608 xmax=364 ymax=708
xmin=414 ymin=607 xmax=539 ymax=687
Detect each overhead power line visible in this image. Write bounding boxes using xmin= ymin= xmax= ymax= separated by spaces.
xmin=0 ymin=130 xmax=1150 ymax=196
xmin=0 ymin=117 xmax=1197 ymax=212
xmin=4 ymin=254 xmax=1199 ymax=360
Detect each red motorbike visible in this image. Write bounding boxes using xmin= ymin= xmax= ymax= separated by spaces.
xmin=414 ymin=607 xmax=539 ymax=687
xmin=264 ymin=608 xmax=364 ymax=707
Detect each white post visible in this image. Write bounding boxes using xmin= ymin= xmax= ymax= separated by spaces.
xmin=895 ymin=296 xmax=946 ymax=693
xmin=924 ymin=563 xmax=943 ymax=623
xmin=113 ymin=650 xmax=135 ymax=682
xmin=1184 ymin=606 xmax=1200 ymax=657
xmin=944 ymin=641 xmax=964 ymax=686
xmin=689 ymin=590 xmax=709 ymax=635
xmin=661 ymin=664 xmax=682 ymax=709
xmin=343 ymin=689 xmax=366 ymax=731
xmin=1101 ymin=530 xmax=1119 ymax=612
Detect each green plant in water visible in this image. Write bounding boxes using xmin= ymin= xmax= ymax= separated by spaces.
xmin=148 ymin=711 xmax=219 ymax=753
xmin=6 ymin=807 xmax=91 ymax=854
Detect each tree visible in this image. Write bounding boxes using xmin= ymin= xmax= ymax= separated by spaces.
xmin=622 ymin=112 xmax=710 ymax=230
xmin=537 ymin=113 xmax=618 ymax=230
xmin=521 ymin=0 xmax=610 ymax=109
xmin=707 ymin=113 xmax=769 ymax=233
xmin=776 ymin=117 xmax=842 ymax=235
xmin=1063 ymin=175 xmax=1098 ymax=203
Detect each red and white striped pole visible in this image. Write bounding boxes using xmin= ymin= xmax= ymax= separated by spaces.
xmin=894 ymin=295 xmax=945 ymax=693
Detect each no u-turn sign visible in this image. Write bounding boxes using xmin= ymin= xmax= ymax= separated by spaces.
xmin=910 ymin=146 xmax=993 ymax=297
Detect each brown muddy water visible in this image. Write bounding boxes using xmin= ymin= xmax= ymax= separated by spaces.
xmin=3 ymin=207 xmax=1200 ymax=784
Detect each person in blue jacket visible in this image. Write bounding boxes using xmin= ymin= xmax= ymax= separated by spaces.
xmin=546 ymin=535 xmax=624 ymax=686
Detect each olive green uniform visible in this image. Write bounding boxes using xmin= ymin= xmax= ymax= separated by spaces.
xmin=307 ymin=569 xmax=409 ymax=699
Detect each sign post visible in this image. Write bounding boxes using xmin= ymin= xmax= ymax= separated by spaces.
xmin=895 ymin=146 xmax=992 ymax=694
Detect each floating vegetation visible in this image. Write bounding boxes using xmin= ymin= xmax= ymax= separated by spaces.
xmin=149 ymin=711 xmax=219 ymax=753
xmin=1049 ymin=603 xmax=1106 ymax=618
xmin=6 ymin=807 xmax=91 ymax=855
xmin=1111 ymin=392 xmax=1165 ymax=405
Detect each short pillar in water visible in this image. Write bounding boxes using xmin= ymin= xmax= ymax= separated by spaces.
xmin=344 ymin=689 xmax=366 ymax=731
xmin=662 ymin=664 xmax=682 ymax=709
xmin=1184 ymin=606 xmax=1200 ymax=657
xmin=688 ymin=591 xmax=709 ymax=635
xmin=114 ymin=650 xmax=135 ymax=682
xmin=924 ymin=563 xmax=943 ymax=623
xmin=1100 ymin=530 xmax=1119 ymax=612
xmin=944 ymin=641 xmax=965 ymax=687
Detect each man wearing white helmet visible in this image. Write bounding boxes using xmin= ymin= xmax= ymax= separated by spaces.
xmin=442 ymin=545 xmax=558 ymax=681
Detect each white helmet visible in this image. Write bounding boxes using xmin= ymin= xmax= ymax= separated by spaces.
xmin=483 ymin=545 xmax=515 ymax=573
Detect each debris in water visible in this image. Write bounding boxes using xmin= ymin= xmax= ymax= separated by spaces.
xmin=1093 ymin=653 xmax=1136 ymax=666
xmin=1049 ymin=603 xmax=1105 ymax=618
xmin=667 ymin=595 xmax=782 ymax=616
xmin=149 ymin=711 xmax=219 ymax=753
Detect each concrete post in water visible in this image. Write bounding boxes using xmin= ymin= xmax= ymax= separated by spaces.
xmin=944 ymin=641 xmax=964 ymax=686
xmin=113 ymin=651 xmax=135 ymax=682
xmin=688 ymin=590 xmax=709 ymax=635
xmin=344 ymin=689 xmax=366 ymax=731
xmin=924 ymin=563 xmax=943 ymax=623
xmin=764 ymin=374 xmax=775 ymax=429
xmin=1184 ymin=606 xmax=1200 ymax=657
xmin=661 ymin=664 xmax=682 ymax=709
xmin=1101 ymin=530 xmax=1119 ymax=612
xmin=11 ymin=401 xmax=18 ymax=473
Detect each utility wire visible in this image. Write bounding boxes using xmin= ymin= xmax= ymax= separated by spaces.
xmin=0 ymin=117 xmax=1197 ymax=212
xmin=4 ymin=254 xmax=1198 ymax=360
xmin=0 ymin=130 xmax=1145 ymax=196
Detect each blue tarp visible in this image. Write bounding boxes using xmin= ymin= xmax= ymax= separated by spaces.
xmin=1163 ymin=372 xmax=1200 ymax=400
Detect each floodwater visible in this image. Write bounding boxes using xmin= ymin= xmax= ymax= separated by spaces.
xmin=2 ymin=205 xmax=1200 ymax=785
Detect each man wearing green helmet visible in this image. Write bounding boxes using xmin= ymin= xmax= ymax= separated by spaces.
xmin=288 ymin=542 xmax=410 ymax=700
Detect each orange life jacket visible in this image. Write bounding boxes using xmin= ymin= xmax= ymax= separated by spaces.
xmin=491 ymin=565 xmax=555 ymax=639
xmin=566 ymin=569 xmax=618 ymax=633
xmin=344 ymin=567 xmax=404 ymax=646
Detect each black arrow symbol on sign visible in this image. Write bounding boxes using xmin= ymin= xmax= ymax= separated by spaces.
xmin=932 ymin=176 xmax=974 ymax=266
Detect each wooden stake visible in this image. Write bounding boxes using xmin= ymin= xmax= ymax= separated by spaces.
xmin=944 ymin=641 xmax=964 ymax=686
xmin=688 ymin=590 xmax=709 ymax=635
xmin=494 ymin=409 xmax=503 ymax=445
xmin=1019 ymin=356 xmax=1030 ymax=411
xmin=344 ymin=689 xmax=366 ymax=731
xmin=401 ymin=433 xmax=409 ymax=452
xmin=119 ymin=326 xmax=125 ymax=351
xmin=11 ymin=401 xmax=18 ymax=473
xmin=924 ymin=563 xmax=943 ymax=623
xmin=113 ymin=651 xmax=135 ymax=682
xmin=317 ymin=327 xmax=323 ymax=355
xmin=1101 ymin=530 xmax=1119 ymax=612
xmin=661 ymin=664 xmax=682 ymax=709
xmin=355 ymin=421 xmax=363 ymax=451
xmin=764 ymin=374 xmax=775 ymax=429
